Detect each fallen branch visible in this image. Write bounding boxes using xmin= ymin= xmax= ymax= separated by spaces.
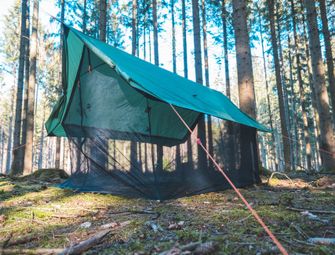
xmin=286 ymin=207 xmax=335 ymax=214
xmin=58 ymin=229 xmax=110 ymax=255
xmin=4 ymin=234 xmax=37 ymax=248
xmin=268 ymin=172 xmax=294 ymax=186
xmin=108 ymin=210 xmax=160 ymax=219
xmin=58 ymin=221 xmax=131 ymax=255
xmin=0 ymin=248 xmax=63 ymax=254
xmin=159 ymin=241 xmax=217 ymax=255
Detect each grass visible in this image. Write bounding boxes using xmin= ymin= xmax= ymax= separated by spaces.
xmin=0 ymin=172 xmax=334 ymax=254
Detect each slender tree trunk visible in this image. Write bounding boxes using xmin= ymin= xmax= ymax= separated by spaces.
xmin=99 ymin=0 xmax=107 ymax=41
xmin=319 ymin=0 xmax=335 ymax=124
xmin=258 ymin=6 xmax=277 ymax=171
xmin=170 ymin=0 xmax=181 ymax=170
xmin=22 ymin=2 xmax=30 ymax=162
xmin=0 ymin=129 xmax=4 ymax=173
xmin=301 ymin=3 xmax=321 ymax=169
xmin=10 ymin=0 xmax=28 ymax=175
xmin=23 ymin=0 xmax=39 ymax=175
xmin=284 ymin=28 xmax=299 ymax=169
xmin=192 ymin=0 xmax=207 ymax=170
xmin=182 ymin=0 xmax=193 ymax=169
xmin=153 ymin=0 xmax=163 ymax=172
xmin=6 ymin=75 xmax=16 ymax=174
xmin=304 ymin=0 xmax=335 ymax=170
xmin=201 ymin=0 xmax=213 ymax=167
xmin=276 ymin=1 xmax=295 ymax=169
xmin=38 ymin=107 xmax=45 ymax=169
xmin=83 ymin=0 xmax=87 ymax=33
xmin=267 ymin=0 xmax=292 ymax=171
xmin=55 ymin=0 xmax=65 ymax=169
xmin=222 ymin=0 xmax=236 ymax=170
xmin=130 ymin=0 xmax=138 ymax=170
xmin=290 ymin=0 xmax=312 ymax=170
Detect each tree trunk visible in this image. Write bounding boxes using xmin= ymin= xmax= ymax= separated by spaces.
xmin=304 ymin=0 xmax=335 ymax=170
xmin=23 ymin=0 xmax=39 ymax=175
xmin=319 ymin=0 xmax=335 ymax=124
xmin=258 ymin=5 xmax=277 ymax=171
xmin=232 ymin=0 xmax=256 ymax=118
xmin=290 ymin=0 xmax=312 ymax=170
xmin=276 ymin=1 xmax=295 ymax=170
xmin=192 ymin=0 xmax=207 ymax=170
xmin=10 ymin=0 xmax=28 ymax=175
xmin=266 ymin=0 xmax=292 ymax=171
xmin=0 ymin=129 xmax=4 ymax=174
xmin=38 ymin=107 xmax=45 ymax=169
xmin=201 ymin=0 xmax=213 ymax=167
xmin=55 ymin=0 xmax=66 ymax=169
xmin=182 ymin=0 xmax=193 ymax=169
xmin=171 ymin=0 xmax=181 ymax=170
xmin=21 ymin=1 xmax=30 ymax=162
xmin=83 ymin=0 xmax=87 ymax=33
xmin=6 ymin=75 xmax=16 ymax=174
xmin=130 ymin=0 xmax=138 ymax=170
xmin=222 ymin=0 xmax=236 ymax=170
xmin=153 ymin=0 xmax=163 ymax=172
xmin=301 ymin=1 xmax=321 ymax=169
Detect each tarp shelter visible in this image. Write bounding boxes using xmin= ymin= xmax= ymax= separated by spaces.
xmin=46 ymin=25 xmax=269 ymax=200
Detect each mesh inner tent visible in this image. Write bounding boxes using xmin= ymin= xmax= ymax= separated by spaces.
xmin=56 ymin=48 xmax=261 ymax=200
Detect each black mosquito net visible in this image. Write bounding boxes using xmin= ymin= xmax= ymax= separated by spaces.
xmin=60 ymin=121 xmax=261 ymax=200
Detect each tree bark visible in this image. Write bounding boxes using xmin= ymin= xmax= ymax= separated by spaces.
xmin=182 ymin=0 xmax=193 ymax=169
xmin=304 ymin=0 xmax=335 ymax=170
xmin=319 ymin=0 xmax=335 ymax=124
xmin=130 ymin=0 xmax=138 ymax=170
xmin=21 ymin=1 xmax=30 ymax=163
xmin=23 ymin=0 xmax=39 ymax=175
xmin=201 ymin=0 xmax=213 ymax=166
xmin=222 ymin=0 xmax=236 ymax=170
xmin=258 ymin=5 xmax=277 ymax=171
xmin=55 ymin=0 xmax=66 ymax=169
xmin=266 ymin=0 xmax=292 ymax=171
xmin=192 ymin=0 xmax=207 ymax=170
xmin=170 ymin=0 xmax=181 ymax=170
xmin=290 ymin=0 xmax=312 ymax=170
xmin=83 ymin=0 xmax=87 ymax=33
xmin=153 ymin=0 xmax=163 ymax=172
xmin=10 ymin=0 xmax=28 ymax=175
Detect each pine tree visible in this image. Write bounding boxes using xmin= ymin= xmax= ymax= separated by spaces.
xmin=319 ymin=0 xmax=335 ymax=123
xmin=304 ymin=0 xmax=335 ymax=170
xmin=11 ymin=0 xmax=28 ymax=175
xmin=23 ymin=0 xmax=39 ymax=174
xmin=192 ymin=0 xmax=207 ymax=170
xmin=266 ymin=0 xmax=292 ymax=171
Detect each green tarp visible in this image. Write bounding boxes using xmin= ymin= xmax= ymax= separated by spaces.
xmin=46 ymin=25 xmax=268 ymax=146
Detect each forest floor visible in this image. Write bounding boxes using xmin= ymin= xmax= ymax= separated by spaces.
xmin=0 ymin=170 xmax=334 ymax=255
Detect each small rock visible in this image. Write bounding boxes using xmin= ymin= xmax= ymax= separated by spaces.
xmin=0 ymin=214 xmax=5 ymax=223
xmin=307 ymin=237 xmax=335 ymax=245
xmin=80 ymin=221 xmax=92 ymax=228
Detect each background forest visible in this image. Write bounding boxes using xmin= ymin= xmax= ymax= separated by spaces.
xmin=0 ymin=0 xmax=335 ymax=175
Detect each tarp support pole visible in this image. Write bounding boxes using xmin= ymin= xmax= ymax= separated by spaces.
xmin=169 ymin=103 xmax=288 ymax=255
